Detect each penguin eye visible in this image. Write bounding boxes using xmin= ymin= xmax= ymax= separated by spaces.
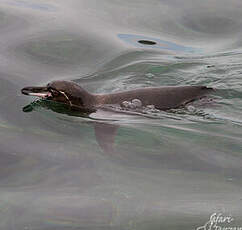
xmin=48 ymin=87 xmax=60 ymax=97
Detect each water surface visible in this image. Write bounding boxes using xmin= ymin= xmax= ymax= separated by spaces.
xmin=0 ymin=0 xmax=242 ymax=229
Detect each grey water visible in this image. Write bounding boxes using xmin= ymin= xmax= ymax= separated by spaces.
xmin=0 ymin=0 xmax=242 ymax=229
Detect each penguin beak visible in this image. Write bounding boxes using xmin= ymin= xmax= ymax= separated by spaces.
xmin=21 ymin=86 xmax=52 ymax=98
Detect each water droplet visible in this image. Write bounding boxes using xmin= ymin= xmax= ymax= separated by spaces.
xmin=131 ymin=99 xmax=142 ymax=108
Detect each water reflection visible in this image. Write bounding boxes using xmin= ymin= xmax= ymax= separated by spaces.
xmin=1 ymin=0 xmax=242 ymax=229
xmin=118 ymin=34 xmax=201 ymax=53
xmin=22 ymin=100 xmax=118 ymax=153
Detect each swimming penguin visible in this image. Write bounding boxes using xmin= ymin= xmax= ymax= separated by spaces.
xmin=21 ymin=80 xmax=214 ymax=113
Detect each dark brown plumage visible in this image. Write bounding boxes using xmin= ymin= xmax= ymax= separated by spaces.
xmin=21 ymin=80 xmax=214 ymax=112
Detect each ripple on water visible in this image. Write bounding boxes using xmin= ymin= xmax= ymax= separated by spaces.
xmin=17 ymin=33 xmax=111 ymax=70
xmin=182 ymin=13 xmax=242 ymax=36
xmin=6 ymin=0 xmax=56 ymax=12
